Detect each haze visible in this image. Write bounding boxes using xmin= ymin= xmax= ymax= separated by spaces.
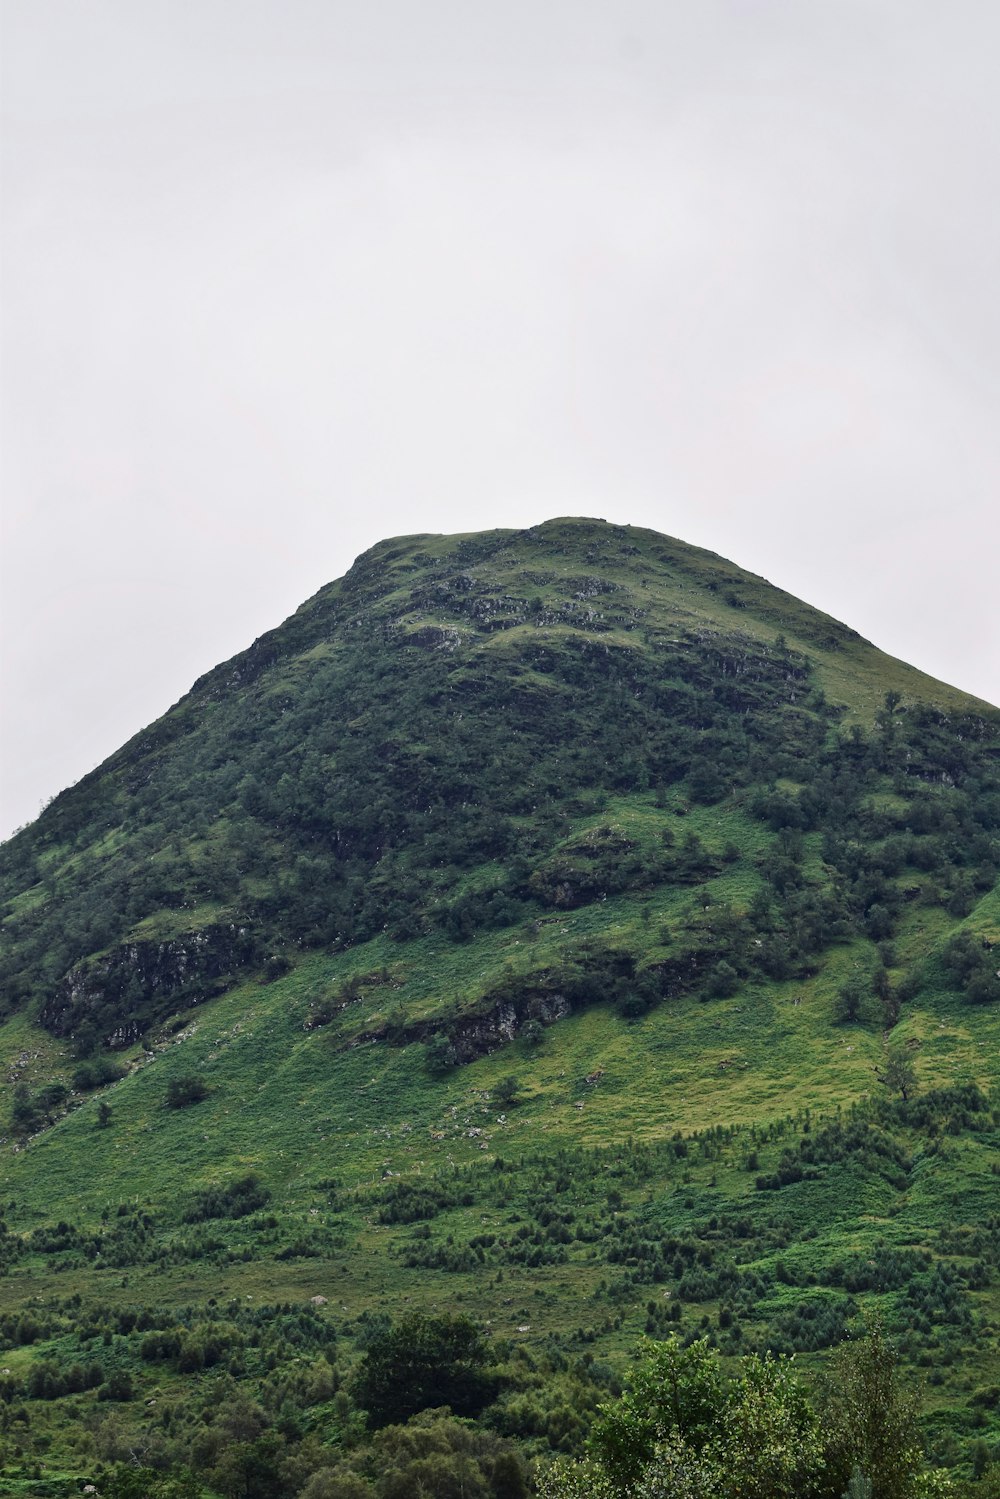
xmin=2 ymin=0 xmax=999 ymax=840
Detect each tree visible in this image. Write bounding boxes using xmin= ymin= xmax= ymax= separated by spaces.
xmin=97 ymin=1099 xmax=113 ymax=1128
xmin=350 ymin=1313 xmax=498 ymax=1427
xmin=494 ymin=1075 xmax=521 ymax=1108
xmin=492 ymin=1450 xmax=530 ymax=1499
xmin=588 ymin=1336 xmax=726 ymax=1491
xmin=521 ymin=1019 xmax=545 ymax=1048
xmin=555 ymin=1338 xmax=828 ymax=1499
xmin=634 ymin=1441 xmax=716 ymax=1498
xmin=836 ymin=976 xmax=866 ymax=1025
xmin=299 ymin=1473 xmax=371 ymax=1499
xmin=821 ymin=1314 xmax=925 ymax=1499
xmin=210 ymin=1431 xmax=287 ymax=1499
xmin=876 ymin=1046 xmax=917 ymax=1102
xmin=11 ymin=1083 xmax=37 ymax=1133
xmin=711 ymin=1351 xmax=824 ymax=1499
xmin=542 ymin=1331 xmax=948 ymax=1499
xmin=965 ymin=970 xmax=1000 ymax=1006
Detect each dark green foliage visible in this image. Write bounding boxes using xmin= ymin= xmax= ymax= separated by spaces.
xmin=877 ymin=1047 xmax=918 ymax=1102
xmin=836 ymin=976 xmax=867 ymax=1025
xmin=425 ymin=1033 xmax=458 ymax=1074
xmin=494 ymin=1075 xmax=522 ymax=1108
xmin=707 ymin=960 xmax=739 ymax=998
xmin=376 ymin=1177 xmax=471 ymax=1224
xmin=589 ymin=1335 xmax=727 ymax=1487
xmin=97 ymin=1369 xmax=135 ymax=1401
xmin=9 ymin=1080 xmax=67 ymax=1134
xmin=547 ymin=1325 xmax=944 ymax=1498
xmin=822 ymin=1316 xmax=926 ymax=1499
xmin=100 ymin=1469 xmax=203 ymax=1499
xmin=183 ymin=1174 xmax=271 ymax=1223
xmin=942 ymin=933 xmax=1000 ymax=1005
xmin=166 ymin=1074 xmax=209 ymax=1108
xmin=351 ymin=1313 xmax=499 ymax=1426
xmin=72 ymin=1054 xmax=127 ymax=1090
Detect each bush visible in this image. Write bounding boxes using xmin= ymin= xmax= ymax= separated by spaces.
xmin=425 ymin=1034 xmax=458 ymax=1075
xmin=98 ymin=1370 xmax=135 ymax=1401
xmin=707 ymin=961 xmax=739 ymax=999
xmin=183 ymin=1174 xmax=271 ymax=1222
xmin=73 ymin=1056 xmax=127 ymax=1090
xmin=166 ymin=1075 xmax=209 ymax=1109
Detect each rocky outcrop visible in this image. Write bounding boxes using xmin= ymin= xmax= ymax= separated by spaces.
xmin=41 ymin=922 xmax=259 ymax=1047
xmin=442 ymin=990 xmax=571 ymax=1062
xmin=357 ymin=988 xmax=572 ymax=1064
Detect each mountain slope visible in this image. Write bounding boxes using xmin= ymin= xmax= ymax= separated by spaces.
xmin=1 ymin=518 xmax=998 ymax=1494
xmin=2 ymin=518 xmax=993 ymax=1036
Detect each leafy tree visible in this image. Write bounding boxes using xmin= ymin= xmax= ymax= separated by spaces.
xmin=965 ymin=970 xmax=1000 ymax=1006
xmin=588 ymin=1336 xmax=726 ymax=1491
xmin=97 ymin=1370 xmax=135 ymax=1401
xmin=876 ymin=1047 xmax=917 ymax=1102
xmin=97 ymin=1099 xmax=113 ymax=1128
xmin=539 ymin=1457 xmax=616 ymax=1499
xmin=545 ymin=1329 xmax=948 ymax=1499
xmin=711 ymin=1351 xmax=825 ymax=1499
xmin=821 ymin=1314 xmax=925 ymax=1499
xmin=521 ymin=1019 xmax=545 ymax=1048
xmin=351 ymin=1313 xmax=498 ymax=1427
xmin=73 ymin=1055 xmax=126 ymax=1090
xmin=10 ymin=1083 xmax=37 ymax=1133
xmin=298 ymin=1473 xmax=371 ymax=1499
xmin=836 ymin=976 xmax=866 ymax=1025
xmin=209 ymin=1431 xmax=287 ymax=1499
xmin=633 ymin=1438 xmax=716 ymax=1499
xmin=492 ymin=1450 xmax=530 ymax=1499
xmin=551 ymin=1344 xmax=824 ymax=1499
xmin=494 ymin=1075 xmax=521 ymax=1108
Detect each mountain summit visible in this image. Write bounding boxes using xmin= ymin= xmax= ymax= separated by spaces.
xmin=2 ymin=518 xmax=993 ymax=1047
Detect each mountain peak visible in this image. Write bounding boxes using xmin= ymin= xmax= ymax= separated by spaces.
xmin=1 ymin=520 xmax=998 ymax=1489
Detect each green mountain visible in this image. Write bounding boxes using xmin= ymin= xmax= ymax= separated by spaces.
xmin=1 ymin=518 xmax=998 ymax=1496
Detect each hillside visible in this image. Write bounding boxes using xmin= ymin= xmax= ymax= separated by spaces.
xmin=1 ymin=517 xmax=998 ymax=1496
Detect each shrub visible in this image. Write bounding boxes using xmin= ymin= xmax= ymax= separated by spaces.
xmin=73 ymin=1056 xmax=127 ymax=1091
xmin=166 ymin=1075 xmax=209 ymax=1109
xmin=183 ymin=1175 xmax=271 ymax=1223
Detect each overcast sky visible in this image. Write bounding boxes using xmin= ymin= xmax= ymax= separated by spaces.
xmin=2 ymin=0 xmax=999 ymax=841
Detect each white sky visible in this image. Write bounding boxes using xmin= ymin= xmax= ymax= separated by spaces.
xmin=2 ymin=0 xmax=999 ymax=841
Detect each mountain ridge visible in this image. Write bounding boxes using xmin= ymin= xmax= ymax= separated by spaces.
xmin=57 ymin=516 xmax=997 ymax=812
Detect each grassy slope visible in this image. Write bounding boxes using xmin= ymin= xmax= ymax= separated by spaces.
xmin=0 ymin=519 xmax=998 ymax=1489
